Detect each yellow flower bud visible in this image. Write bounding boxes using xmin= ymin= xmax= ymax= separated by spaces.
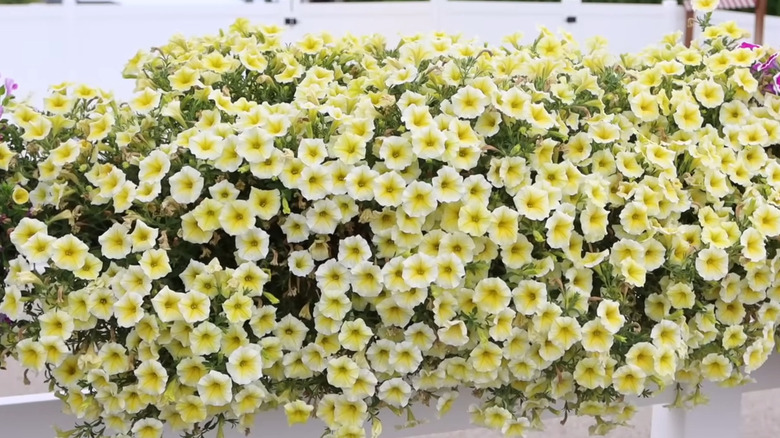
xmin=12 ymin=185 xmax=29 ymax=204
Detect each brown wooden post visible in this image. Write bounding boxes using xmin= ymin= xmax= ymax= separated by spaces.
xmin=755 ymin=0 xmax=767 ymax=45
xmin=685 ymin=8 xmax=695 ymax=47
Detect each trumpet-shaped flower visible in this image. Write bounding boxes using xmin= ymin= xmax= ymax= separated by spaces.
xmin=197 ymin=371 xmax=233 ymax=406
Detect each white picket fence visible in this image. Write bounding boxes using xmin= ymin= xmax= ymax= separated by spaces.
xmin=1 ymin=353 xmax=779 ymax=437
xmin=0 ymin=0 xmax=778 ymax=101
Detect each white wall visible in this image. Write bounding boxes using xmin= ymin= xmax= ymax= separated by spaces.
xmin=1 ymin=1 xmax=778 ymax=103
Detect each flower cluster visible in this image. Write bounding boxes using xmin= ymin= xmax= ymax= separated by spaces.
xmin=1 ymin=8 xmax=779 ymax=438
xmin=0 ymin=75 xmax=17 ymax=120
xmin=739 ymin=42 xmax=780 ymax=95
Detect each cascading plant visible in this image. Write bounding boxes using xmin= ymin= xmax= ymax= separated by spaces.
xmin=1 ymin=3 xmax=780 ymax=438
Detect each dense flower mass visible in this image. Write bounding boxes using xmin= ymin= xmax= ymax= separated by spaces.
xmin=1 ymin=7 xmax=780 ymax=438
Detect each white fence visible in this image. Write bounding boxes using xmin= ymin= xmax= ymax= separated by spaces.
xmin=0 ymin=0 xmax=778 ymax=101
xmin=1 ymin=353 xmax=780 ymax=437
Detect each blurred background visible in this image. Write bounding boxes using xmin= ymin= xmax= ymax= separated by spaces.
xmin=0 ymin=0 xmax=777 ymax=101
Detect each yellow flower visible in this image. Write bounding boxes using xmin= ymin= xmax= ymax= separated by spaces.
xmin=232 ymin=383 xmax=268 ymax=416
xmin=284 ymin=400 xmax=314 ymax=425
xmin=545 ymin=210 xmax=574 ymax=248
xmin=378 ymin=136 xmax=415 ymax=171
xmin=526 ymin=103 xmax=555 ymax=130
xmin=21 ymin=116 xmax=52 ymax=141
xmin=549 ymin=316 xmax=582 ymax=350
xmin=402 ymin=253 xmax=438 ymax=289
xmin=692 ymin=0 xmax=719 ymax=11
xmin=9 ymin=184 xmax=29 ymax=205
xmin=17 ymin=339 xmax=47 ymax=371
xmin=274 ymin=314 xmax=308 ymax=351
xmin=588 ymin=121 xmax=620 ymax=144
xmin=114 ymin=293 xmax=145 ymax=328
xmin=189 ymin=321 xmax=222 ymax=356
xmin=0 ymin=142 xmax=15 ymax=170
xmin=305 ymin=199 xmax=342 ymax=235
xmin=581 ymin=320 xmax=614 ymax=353
xmin=752 ymin=203 xmax=780 ymax=237
xmin=38 ymin=309 xmax=75 ymax=341
xmin=612 ymin=364 xmax=646 ymax=395
xmin=326 ymin=356 xmax=360 ymax=388
xmin=176 ymin=395 xmax=207 ymax=424
xmin=457 ymin=201 xmax=491 ymax=236
xmin=0 ymin=286 xmax=23 ymax=319
xmin=333 ymin=397 xmax=368 ymax=429
xmin=338 ymin=319 xmax=374 ymax=352
xmin=695 ymin=246 xmax=729 ymax=281
xmin=51 ymin=234 xmax=89 ymax=271
xmin=139 ymin=249 xmax=172 ymax=280
xmin=168 ymin=166 xmax=204 ymax=205
xmin=169 ymin=66 xmax=202 ymax=91
xmin=469 ymin=341 xmax=503 ymax=372
xmin=178 ymin=291 xmax=211 ymax=324
xmin=130 ymin=87 xmax=162 ymax=114
xmin=435 ymin=253 xmax=466 ymax=289
xmin=694 ymin=80 xmax=724 ymax=108
xmin=451 ymin=86 xmax=489 ymax=119
xmin=135 ymin=360 xmax=168 ymax=396
xmin=673 ymin=101 xmax=703 ymax=132
xmin=574 ymin=357 xmax=606 ymax=389
xmin=197 ymin=370 xmax=232 ymax=406
xmin=666 ymin=282 xmax=695 ymax=309
xmin=129 ymin=220 xmax=158 ymax=253
xmin=620 ymin=258 xmax=647 ymax=287
xmin=131 ymin=418 xmax=163 ymax=438
xmin=216 ymin=199 xmax=254 ymax=236
xmin=227 ymin=345 xmax=264 ymax=385
xmin=474 ymin=277 xmax=512 ymax=315
xmin=514 ymin=184 xmax=551 ymax=221
xmin=629 ymin=92 xmax=660 ymax=122
xmin=378 ymin=378 xmax=412 ymax=408
xmin=701 ymin=353 xmax=732 ymax=382
xmin=512 ymin=280 xmax=547 ymax=315
xmin=138 ymin=150 xmax=171 ymax=183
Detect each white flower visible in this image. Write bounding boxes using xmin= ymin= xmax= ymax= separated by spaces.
xmin=197 ymin=371 xmax=233 ymax=406
xmin=168 ymin=166 xmax=204 ymax=204
xmin=227 ymin=345 xmax=264 ymax=385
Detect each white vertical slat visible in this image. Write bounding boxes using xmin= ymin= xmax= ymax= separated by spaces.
xmin=650 ymin=387 xmax=742 ymax=438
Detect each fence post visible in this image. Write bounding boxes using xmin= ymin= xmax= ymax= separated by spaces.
xmin=650 ymin=388 xmax=742 ymax=438
xmin=63 ymin=0 xmax=78 ymax=97
xmin=429 ymin=0 xmax=447 ymax=32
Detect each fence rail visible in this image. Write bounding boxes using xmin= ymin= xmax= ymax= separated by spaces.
xmin=1 ymin=353 xmax=779 ymax=437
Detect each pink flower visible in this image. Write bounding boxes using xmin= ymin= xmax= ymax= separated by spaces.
xmin=4 ymin=78 xmax=17 ymax=96
xmin=740 ymin=42 xmax=761 ymax=50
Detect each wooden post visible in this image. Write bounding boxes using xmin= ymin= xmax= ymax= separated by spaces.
xmin=684 ymin=8 xmax=695 ymax=47
xmin=755 ymin=0 xmax=767 ymax=45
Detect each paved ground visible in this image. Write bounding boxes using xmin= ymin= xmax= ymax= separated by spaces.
xmin=3 ymin=359 xmax=779 ymax=437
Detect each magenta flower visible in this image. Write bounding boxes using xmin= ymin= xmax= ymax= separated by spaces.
xmin=740 ymin=42 xmax=761 ymax=50
xmin=773 ymin=72 xmax=780 ymax=95
xmin=754 ymin=53 xmax=779 ymax=73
